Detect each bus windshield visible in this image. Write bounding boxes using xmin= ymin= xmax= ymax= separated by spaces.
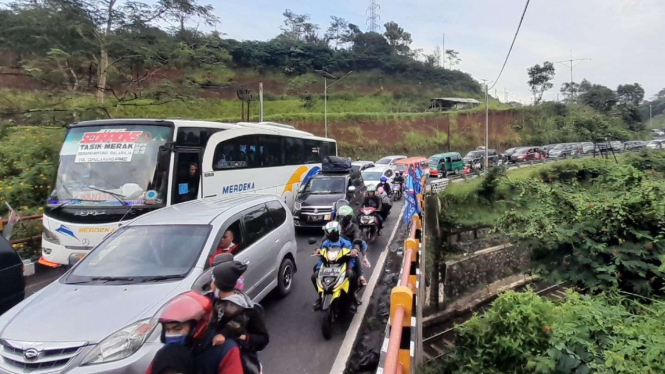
xmin=50 ymin=125 xmax=173 ymax=207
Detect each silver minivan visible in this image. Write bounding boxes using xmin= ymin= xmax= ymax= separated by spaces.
xmin=0 ymin=194 xmax=297 ymax=373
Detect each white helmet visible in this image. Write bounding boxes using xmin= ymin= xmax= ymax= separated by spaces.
xmin=367 ymin=185 xmax=376 ymax=193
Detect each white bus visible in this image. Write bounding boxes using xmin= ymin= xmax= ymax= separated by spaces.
xmin=40 ymin=119 xmax=336 ymax=266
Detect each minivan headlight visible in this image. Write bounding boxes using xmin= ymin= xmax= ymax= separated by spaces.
xmin=42 ymin=228 xmax=60 ymax=244
xmin=294 ymin=201 xmax=302 ymax=211
xmin=81 ymin=319 xmax=157 ymax=365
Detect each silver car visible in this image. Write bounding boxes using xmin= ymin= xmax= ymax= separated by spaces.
xmin=0 ymin=194 xmax=297 ymax=373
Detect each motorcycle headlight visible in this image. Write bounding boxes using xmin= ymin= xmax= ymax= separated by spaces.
xmin=81 ymin=319 xmax=157 ymax=365
xmin=294 ymin=201 xmax=302 ymax=211
xmin=42 ymin=227 xmax=60 ymax=244
xmin=327 ymin=250 xmax=340 ymax=262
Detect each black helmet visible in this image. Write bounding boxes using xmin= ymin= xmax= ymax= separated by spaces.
xmin=324 ymin=222 xmax=341 ymax=242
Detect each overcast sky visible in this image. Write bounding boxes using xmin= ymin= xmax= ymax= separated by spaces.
xmin=196 ymin=0 xmax=664 ymax=103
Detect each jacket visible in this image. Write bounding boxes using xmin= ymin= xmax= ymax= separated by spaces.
xmin=376 ymin=182 xmax=392 ymax=196
xmin=145 ymin=335 xmax=243 ymax=374
xmin=362 ymin=195 xmax=382 ymax=210
xmin=340 ymin=220 xmax=367 ymax=252
xmin=210 ymin=291 xmax=270 ymax=354
xmin=316 ymin=237 xmax=356 ymax=270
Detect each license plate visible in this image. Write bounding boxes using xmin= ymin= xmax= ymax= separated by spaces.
xmin=320 ymin=267 xmax=341 ymax=276
xmin=307 ymin=215 xmax=323 ymax=222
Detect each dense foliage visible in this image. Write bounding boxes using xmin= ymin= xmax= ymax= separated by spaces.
xmin=499 ymin=155 xmax=665 ymax=297
xmin=0 ymin=0 xmax=481 ymax=105
xmin=423 ymin=290 xmax=665 ymax=374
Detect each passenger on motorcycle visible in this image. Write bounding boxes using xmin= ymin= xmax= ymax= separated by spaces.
xmin=362 ymin=185 xmax=384 ymax=234
xmin=376 ymin=176 xmax=392 ymax=197
xmin=312 ymin=221 xmax=360 ymax=312
xmin=337 ymin=205 xmax=369 ymax=287
xmin=146 ymin=291 xmax=243 ymax=374
xmin=393 ymin=171 xmax=405 ymax=186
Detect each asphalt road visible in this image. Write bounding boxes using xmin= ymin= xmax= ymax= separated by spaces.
xmin=259 ymin=200 xmax=404 ymax=374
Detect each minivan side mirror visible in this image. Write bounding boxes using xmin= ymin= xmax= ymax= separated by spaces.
xmin=347 ymin=186 xmax=356 ymax=193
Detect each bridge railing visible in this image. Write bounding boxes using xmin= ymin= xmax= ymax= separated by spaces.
xmin=377 ymin=186 xmax=426 ymax=374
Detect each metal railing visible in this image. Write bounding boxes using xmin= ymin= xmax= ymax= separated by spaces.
xmin=377 ymin=184 xmax=425 ymax=374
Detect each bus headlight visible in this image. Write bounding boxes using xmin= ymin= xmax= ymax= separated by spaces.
xmin=81 ymin=319 xmax=157 ymax=365
xmin=42 ymin=228 xmax=60 ymax=244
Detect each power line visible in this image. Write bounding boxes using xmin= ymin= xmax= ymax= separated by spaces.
xmin=366 ymin=0 xmax=381 ymax=32
xmin=488 ymin=0 xmax=531 ymax=90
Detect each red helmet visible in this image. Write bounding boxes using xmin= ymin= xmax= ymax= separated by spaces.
xmin=158 ymin=291 xmax=212 ymax=343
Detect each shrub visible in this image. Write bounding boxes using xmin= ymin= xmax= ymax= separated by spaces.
xmin=425 ymin=290 xmax=665 ymax=374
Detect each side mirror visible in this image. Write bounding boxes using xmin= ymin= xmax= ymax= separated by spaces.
xmin=347 ymin=186 xmax=356 ymax=193
xmin=307 ymin=238 xmax=317 ymax=245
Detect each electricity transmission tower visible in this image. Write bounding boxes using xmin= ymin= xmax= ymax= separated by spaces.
xmin=554 ymin=50 xmax=590 ymax=98
xmin=366 ymin=0 xmax=381 ymax=32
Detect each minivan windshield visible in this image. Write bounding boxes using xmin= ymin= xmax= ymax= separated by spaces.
xmin=464 ymin=151 xmax=483 ymax=158
xmin=375 ymin=158 xmax=392 ymax=165
xmin=66 ymin=225 xmax=210 ymax=283
xmin=362 ymin=171 xmax=385 ymax=181
xmin=303 ymin=177 xmax=345 ymax=194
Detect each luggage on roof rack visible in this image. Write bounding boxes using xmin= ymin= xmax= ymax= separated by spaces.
xmin=322 ymin=156 xmax=352 ymax=173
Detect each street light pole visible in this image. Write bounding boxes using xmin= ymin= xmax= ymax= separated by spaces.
xmin=650 ymin=104 xmax=653 ymax=128
xmin=481 ymin=79 xmax=491 ymax=169
xmin=315 ymin=70 xmax=352 ymax=139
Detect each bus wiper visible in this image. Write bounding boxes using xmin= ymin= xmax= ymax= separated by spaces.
xmin=50 ymin=198 xmax=100 ymax=212
xmin=139 ymin=274 xmax=186 ymax=283
xmin=85 ymin=186 xmax=127 ymax=205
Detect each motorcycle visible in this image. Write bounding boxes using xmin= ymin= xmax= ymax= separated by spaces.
xmin=391 ymin=182 xmax=403 ymax=201
xmin=308 ymin=237 xmax=362 ymax=340
xmin=358 ymin=206 xmax=380 ymax=243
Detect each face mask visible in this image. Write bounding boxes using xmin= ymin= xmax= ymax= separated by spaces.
xmin=164 ymin=333 xmax=188 ymax=346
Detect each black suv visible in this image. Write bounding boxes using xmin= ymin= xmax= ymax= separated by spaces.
xmin=293 ymin=170 xmax=366 ymax=228
xmin=463 ymin=149 xmax=499 ymax=168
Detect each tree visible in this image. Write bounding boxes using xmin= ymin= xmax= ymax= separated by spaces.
xmin=424 ymin=46 xmax=441 ymax=67
xmin=325 ymin=16 xmax=348 ymax=49
xmin=560 ymin=82 xmax=579 ymax=102
xmin=445 ymin=49 xmax=461 ymax=69
xmin=279 ymin=9 xmax=319 ymax=43
xmin=383 ymin=21 xmax=411 ymax=56
xmin=616 ymin=83 xmax=644 ymax=106
xmin=527 ymin=61 xmax=555 ymax=104
xmin=577 ymin=83 xmax=617 ymax=113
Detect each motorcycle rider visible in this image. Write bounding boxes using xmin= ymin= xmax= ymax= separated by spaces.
xmin=312 ymin=221 xmax=360 ymax=312
xmin=337 ymin=205 xmax=368 ymax=287
xmin=376 ymin=176 xmax=392 ymax=197
xmin=361 ymin=185 xmax=384 ymax=234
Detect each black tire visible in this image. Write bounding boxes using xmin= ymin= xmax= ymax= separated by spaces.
xmin=277 ymin=257 xmax=295 ymax=297
xmin=321 ymin=308 xmax=333 ymax=340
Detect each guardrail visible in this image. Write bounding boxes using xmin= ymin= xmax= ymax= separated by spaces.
xmin=377 ymin=186 xmax=425 ymax=374
xmin=428 ymin=179 xmax=449 ymax=195
xmin=0 ymin=214 xmax=43 ymax=245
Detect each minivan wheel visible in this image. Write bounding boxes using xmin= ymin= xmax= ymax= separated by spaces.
xmin=277 ymin=258 xmax=295 ymax=297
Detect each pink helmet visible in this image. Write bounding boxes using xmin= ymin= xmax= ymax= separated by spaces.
xmin=377 ymin=187 xmax=384 ymax=195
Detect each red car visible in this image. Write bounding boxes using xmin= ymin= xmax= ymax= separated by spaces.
xmin=510 ymin=147 xmax=543 ymax=163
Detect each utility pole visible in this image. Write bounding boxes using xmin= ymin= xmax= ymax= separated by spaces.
xmin=650 ymin=104 xmax=653 ymax=127
xmin=481 ymin=79 xmax=491 ymax=169
xmin=554 ymin=50 xmax=591 ymax=98
xmin=366 ymin=0 xmax=381 ymax=32
xmin=259 ymin=80 xmax=264 ymax=122
xmin=442 ymin=33 xmax=445 ymax=68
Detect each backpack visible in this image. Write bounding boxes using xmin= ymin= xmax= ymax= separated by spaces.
xmin=238 ymin=304 xmax=264 ymax=374
xmin=321 ymin=156 xmax=352 ymax=173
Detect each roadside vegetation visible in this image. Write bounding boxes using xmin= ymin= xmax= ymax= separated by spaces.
xmin=426 ymin=151 xmax=665 ymax=373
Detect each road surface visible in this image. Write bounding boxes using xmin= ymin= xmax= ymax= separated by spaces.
xmin=259 ymin=201 xmax=404 ymax=374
